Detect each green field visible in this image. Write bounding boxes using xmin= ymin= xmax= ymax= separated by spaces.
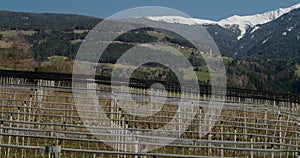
xmin=295 ymin=65 xmax=300 ymax=76
xmin=71 ymin=39 xmax=83 ymax=44
xmin=0 ymin=30 xmax=37 ymax=37
xmin=197 ymin=65 xmax=209 ymax=72
xmin=73 ymin=29 xmax=89 ymax=34
xmin=223 ymin=57 xmax=234 ymax=64
xmin=195 ymin=71 xmax=211 ymax=81
xmin=183 ymin=69 xmax=210 ymax=82
xmin=147 ymin=31 xmax=165 ymax=39
xmin=179 ymin=50 xmax=191 ymax=57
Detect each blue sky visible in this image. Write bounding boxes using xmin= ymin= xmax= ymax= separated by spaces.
xmin=0 ymin=0 xmax=300 ymax=20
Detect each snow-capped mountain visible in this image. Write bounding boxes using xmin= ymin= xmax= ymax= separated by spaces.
xmin=147 ymin=3 xmax=300 ymax=39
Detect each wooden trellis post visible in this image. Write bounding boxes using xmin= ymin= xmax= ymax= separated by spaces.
xmin=250 ymin=135 xmax=254 ymax=158
xmin=208 ymin=132 xmax=212 ymax=156
xmin=0 ymin=121 xmax=3 ymax=157
xmin=220 ymin=121 xmax=224 ymax=157
xmin=16 ymin=107 xmax=20 ymax=145
xmin=243 ymin=108 xmax=247 ymax=141
xmin=264 ymin=110 xmax=268 ymax=158
xmin=7 ymin=113 xmax=12 ymax=158
xmin=234 ymin=126 xmax=237 ymax=157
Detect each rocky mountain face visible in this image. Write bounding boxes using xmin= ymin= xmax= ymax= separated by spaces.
xmin=148 ymin=3 xmax=300 ymax=62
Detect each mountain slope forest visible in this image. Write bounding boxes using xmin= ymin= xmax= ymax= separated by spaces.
xmin=0 ymin=10 xmax=300 ymax=94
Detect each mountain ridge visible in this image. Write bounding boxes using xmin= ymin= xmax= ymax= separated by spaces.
xmin=147 ymin=3 xmax=300 ymax=39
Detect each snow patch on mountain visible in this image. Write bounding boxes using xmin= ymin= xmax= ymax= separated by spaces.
xmin=250 ymin=26 xmax=260 ymax=34
xmin=261 ymin=36 xmax=272 ymax=45
xmin=147 ymin=3 xmax=300 ymax=40
xmin=147 ymin=16 xmax=217 ymax=25
xmin=287 ymin=27 xmax=294 ymax=32
xmin=282 ymin=32 xmax=287 ymax=36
